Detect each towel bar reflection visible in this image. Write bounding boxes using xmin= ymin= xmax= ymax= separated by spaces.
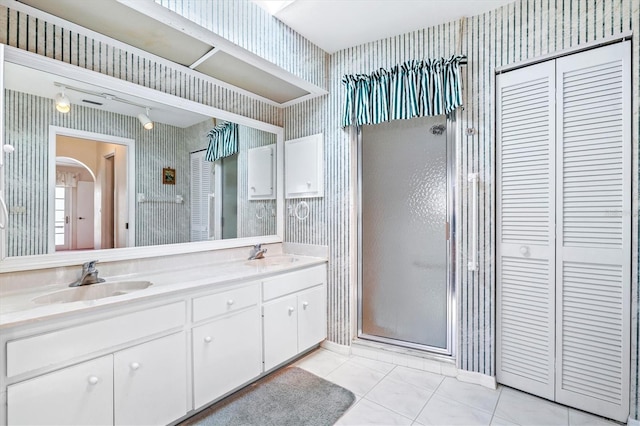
xmin=137 ymin=193 xmax=184 ymax=204
xmin=467 ymin=173 xmax=478 ymax=271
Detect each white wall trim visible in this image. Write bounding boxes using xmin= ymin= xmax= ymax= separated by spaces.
xmin=456 ymin=369 xmax=498 ymax=390
xmin=628 ymin=416 xmax=640 ymax=426
xmin=320 ymin=340 xmax=351 ymax=356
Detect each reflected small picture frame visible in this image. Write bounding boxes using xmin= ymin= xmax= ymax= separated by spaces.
xmin=162 ymin=167 xmax=176 ymax=185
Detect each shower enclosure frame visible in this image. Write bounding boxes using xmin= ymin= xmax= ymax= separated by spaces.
xmin=356 ymin=112 xmax=458 ymax=357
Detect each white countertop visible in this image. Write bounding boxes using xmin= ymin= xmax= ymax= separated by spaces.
xmin=0 ymin=254 xmax=326 ymax=329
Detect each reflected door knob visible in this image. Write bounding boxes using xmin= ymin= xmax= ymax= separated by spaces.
xmin=520 ymin=246 xmax=530 ymax=256
xmin=302 ymin=301 xmax=309 ymax=309
xmin=130 ymin=362 xmax=140 ymax=370
xmin=227 ymin=299 xmax=234 ymax=306
xmin=204 ymin=336 xmax=213 ymax=343
xmin=288 ymin=306 xmax=295 ymax=314
xmin=88 ymin=376 xmax=99 ymax=385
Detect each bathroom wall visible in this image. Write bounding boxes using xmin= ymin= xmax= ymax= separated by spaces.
xmin=4 ymin=90 xmax=191 ymax=254
xmin=283 ymin=0 xmax=639 ymax=418
xmin=1 ymin=0 xmax=639 ymax=418
xmin=236 ymin=126 xmax=278 ymax=238
xmin=155 ymin=0 xmax=328 ymax=90
xmin=0 ymin=6 xmax=282 ymax=126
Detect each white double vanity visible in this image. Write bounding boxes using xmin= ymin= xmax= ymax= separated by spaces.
xmin=0 ymin=250 xmax=327 ymax=426
xmin=0 ymin=42 xmax=328 ymax=426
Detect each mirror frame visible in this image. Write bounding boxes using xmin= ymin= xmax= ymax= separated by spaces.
xmin=0 ymin=44 xmax=284 ymax=273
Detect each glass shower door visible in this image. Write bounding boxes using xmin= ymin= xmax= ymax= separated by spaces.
xmin=359 ymin=115 xmax=451 ymax=352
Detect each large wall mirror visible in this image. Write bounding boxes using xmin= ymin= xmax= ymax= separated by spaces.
xmin=0 ymin=45 xmax=284 ymax=271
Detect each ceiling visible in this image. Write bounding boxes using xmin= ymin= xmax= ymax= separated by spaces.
xmin=260 ymin=0 xmax=515 ymax=53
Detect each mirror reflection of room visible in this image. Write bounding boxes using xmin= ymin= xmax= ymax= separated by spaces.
xmin=4 ymin=63 xmax=277 ymax=257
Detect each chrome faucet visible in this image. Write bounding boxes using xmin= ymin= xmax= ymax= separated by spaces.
xmin=69 ymin=260 xmax=106 ymax=287
xmin=248 ymin=244 xmax=267 ymax=260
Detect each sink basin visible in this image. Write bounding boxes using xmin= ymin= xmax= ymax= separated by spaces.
xmin=32 ymin=280 xmax=153 ymax=304
xmin=244 ymin=256 xmax=300 ymax=267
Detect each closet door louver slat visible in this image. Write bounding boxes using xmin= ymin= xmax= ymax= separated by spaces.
xmin=496 ymin=60 xmax=556 ymax=400
xmin=555 ymin=43 xmax=630 ymax=422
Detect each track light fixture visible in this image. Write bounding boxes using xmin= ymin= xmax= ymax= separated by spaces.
xmin=55 ymin=87 xmax=71 ymax=113
xmin=138 ymin=108 xmax=153 ymax=130
xmin=53 ymin=82 xmax=155 ymax=130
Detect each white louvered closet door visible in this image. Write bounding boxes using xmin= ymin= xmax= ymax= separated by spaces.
xmin=497 ymin=41 xmax=631 ymax=423
xmin=496 ymin=60 xmax=556 ymax=400
xmin=190 ymin=151 xmax=213 ymax=242
xmin=555 ymin=42 xmax=630 ymax=422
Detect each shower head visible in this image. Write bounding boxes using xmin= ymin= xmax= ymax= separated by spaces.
xmin=430 ymin=124 xmax=446 ymax=135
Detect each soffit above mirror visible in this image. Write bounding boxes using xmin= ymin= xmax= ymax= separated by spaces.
xmin=15 ymin=0 xmax=321 ymax=105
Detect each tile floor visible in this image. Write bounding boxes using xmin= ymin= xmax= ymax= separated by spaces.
xmin=294 ymin=349 xmax=621 ymax=426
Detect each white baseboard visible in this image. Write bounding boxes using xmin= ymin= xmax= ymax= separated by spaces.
xmin=456 ymin=370 xmax=497 ymax=390
xmin=628 ymin=415 xmax=640 ymax=426
xmin=320 ymin=340 xmax=351 ymax=356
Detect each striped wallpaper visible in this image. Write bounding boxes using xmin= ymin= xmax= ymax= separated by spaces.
xmin=183 ymin=119 xmax=277 ymax=239
xmin=1 ymin=0 xmax=639 ymax=419
xmin=283 ymin=0 xmax=639 ymax=418
xmin=155 ymin=0 xmax=328 ymax=91
xmin=4 ymin=90 xmax=278 ymax=254
xmin=4 ymin=89 xmax=192 ymax=253
xmin=0 ymin=5 xmax=283 ymax=126
xmin=236 ymin=126 xmax=278 ymax=238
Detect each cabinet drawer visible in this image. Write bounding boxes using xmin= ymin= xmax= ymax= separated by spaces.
xmin=262 ymin=265 xmax=326 ymax=301
xmin=7 ymin=301 xmax=186 ymax=378
xmin=192 ymin=283 xmax=260 ymax=323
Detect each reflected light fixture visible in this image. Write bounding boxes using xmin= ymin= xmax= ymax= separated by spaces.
xmin=55 ymin=87 xmax=71 ymax=113
xmin=138 ymin=108 xmax=153 ymax=130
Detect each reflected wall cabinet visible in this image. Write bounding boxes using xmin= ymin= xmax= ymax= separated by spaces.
xmin=284 ymin=133 xmax=324 ymax=199
xmin=496 ymin=41 xmax=631 ymax=422
xmin=247 ymin=145 xmax=276 ymax=200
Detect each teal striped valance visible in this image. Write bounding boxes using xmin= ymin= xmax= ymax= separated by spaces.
xmin=341 ymin=55 xmax=465 ymax=127
xmin=205 ymin=122 xmax=238 ymax=162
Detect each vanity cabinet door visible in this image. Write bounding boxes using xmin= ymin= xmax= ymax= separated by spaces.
xmin=263 ymin=295 xmax=298 ymax=371
xmin=114 ymin=332 xmax=187 ymax=426
xmin=7 ymin=355 xmax=113 ymax=426
xmin=298 ymin=286 xmax=327 ymax=351
xmin=192 ymin=307 xmax=262 ymax=408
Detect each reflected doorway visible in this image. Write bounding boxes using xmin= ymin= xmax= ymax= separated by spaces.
xmin=49 ymin=127 xmax=135 ymax=253
xmin=54 ymin=157 xmax=96 ymax=251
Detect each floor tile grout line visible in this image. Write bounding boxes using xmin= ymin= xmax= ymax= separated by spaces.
xmin=360 ymin=368 xmax=440 ymax=424
xmin=488 ymin=385 xmax=506 ymax=425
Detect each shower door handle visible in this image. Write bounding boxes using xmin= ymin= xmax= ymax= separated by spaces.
xmin=467 ymin=173 xmax=478 ymax=271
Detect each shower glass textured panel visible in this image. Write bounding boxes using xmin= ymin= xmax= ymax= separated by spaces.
xmin=361 ymin=116 xmax=448 ymax=348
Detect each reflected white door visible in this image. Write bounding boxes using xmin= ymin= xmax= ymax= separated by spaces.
xmin=76 ymin=181 xmax=94 ymax=249
xmin=54 ymin=186 xmax=71 ymax=251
